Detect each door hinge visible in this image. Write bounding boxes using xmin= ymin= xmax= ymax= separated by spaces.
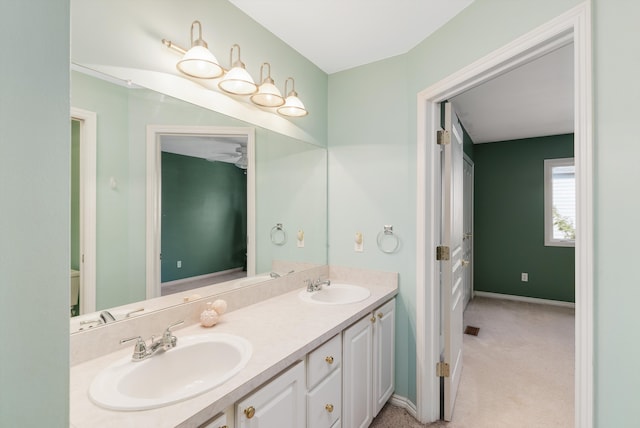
xmin=437 ymin=361 xmax=450 ymax=378
xmin=436 ymin=246 xmax=450 ymax=261
xmin=437 ymin=129 xmax=450 ymax=146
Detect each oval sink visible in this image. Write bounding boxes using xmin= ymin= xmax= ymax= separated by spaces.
xmin=299 ymin=283 xmax=371 ymax=305
xmin=89 ymin=333 xmax=252 ymax=411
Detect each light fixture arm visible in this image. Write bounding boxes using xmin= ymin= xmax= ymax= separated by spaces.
xmin=260 ymin=62 xmax=274 ymax=84
xmin=190 ymin=20 xmax=207 ymax=48
xmin=284 ymin=77 xmax=297 ymax=96
xmin=229 ymin=44 xmax=245 ymax=68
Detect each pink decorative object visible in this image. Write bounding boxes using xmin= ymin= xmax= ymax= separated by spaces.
xmin=212 ymin=299 xmax=228 ymax=315
xmin=200 ymin=302 xmax=219 ymax=327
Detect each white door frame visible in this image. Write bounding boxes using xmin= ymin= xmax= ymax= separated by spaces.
xmin=145 ymin=125 xmax=256 ymax=299
xmin=71 ymin=107 xmax=97 ymax=314
xmin=415 ymin=3 xmax=592 ymax=425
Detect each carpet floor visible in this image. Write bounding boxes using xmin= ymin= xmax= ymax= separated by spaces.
xmin=370 ymin=296 xmax=575 ymax=427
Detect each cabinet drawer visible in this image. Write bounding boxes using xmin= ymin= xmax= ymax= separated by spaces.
xmin=307 ymin=368 xmax=342 ymax=428
xmin=307 ymin=334 xmax=341 ymax=389
xmin=199 ymin=412 xmax=227 ymax=428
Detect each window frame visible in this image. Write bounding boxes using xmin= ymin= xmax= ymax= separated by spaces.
xmin=544 ymin=157 xmax=575 ymax=247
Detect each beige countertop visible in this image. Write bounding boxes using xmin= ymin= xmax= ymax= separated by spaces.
xmin=70 ymin=273 xmax=397 ymax=428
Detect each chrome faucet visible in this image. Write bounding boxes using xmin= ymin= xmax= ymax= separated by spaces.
xmin=305 ymin=277 xmax=331 ymax=292
xmin=120 ymin=320 xmax=184 ymax=361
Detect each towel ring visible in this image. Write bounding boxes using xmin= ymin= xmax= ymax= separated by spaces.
xmin=377 ymin=225 xmax=400 ymax=254
xmin=270 ymin=223 xmax=287 ymax=246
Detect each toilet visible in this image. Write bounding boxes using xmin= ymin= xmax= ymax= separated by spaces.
xmin=70 ymin=269 xmax=80 ymax=315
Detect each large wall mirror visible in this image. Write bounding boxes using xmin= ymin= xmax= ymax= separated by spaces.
xmin=70 ymin=65 xmax=328 ymax=332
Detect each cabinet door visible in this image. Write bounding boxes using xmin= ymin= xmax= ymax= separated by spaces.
xmin=236 ymin=361 xmax=306 ymax=428
xmin=342 ymin=315 xmax=373 ymax=428
xmin=373 ymin=298 xmax=396 ymax=416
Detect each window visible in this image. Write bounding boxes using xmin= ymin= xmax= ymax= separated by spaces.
xmin=544 ymin=158 xmax=575 ymax=247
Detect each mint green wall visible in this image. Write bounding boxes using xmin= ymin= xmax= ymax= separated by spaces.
xmin=71 ymin=120 xmax=81 ymax=271
xmin=474 ymin=134 xmax=575 ymax=302
xmin=328 ymin=0 xmax=583 ymax=406
xmin=255 ymin=129 xmax=328 ymax=273
xmin=593 ymin=0 xmax=640 ymax=425
xmin=0 ymin=0 xmax=70 ymax=426
xmin=161 ymin=153 xmax=247 ymax=281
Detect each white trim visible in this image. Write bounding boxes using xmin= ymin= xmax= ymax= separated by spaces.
xmin=544 ymin=157 xmax=576 ymax=247
xmin=416 ymin=3 xmax=592 ymax=426
xmin=474 ymin=291 xmax=576 ymax=309
xmin=145 ymin=125 xmax=256 ymax=299
xmin=71 ymin=107 xmax=97 ymax=314
xmin=388 ymin=394 xmax=418 ymax=419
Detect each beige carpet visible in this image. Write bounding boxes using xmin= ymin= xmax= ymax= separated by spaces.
xmin=371 ymin=296 xmax=575 ymax=428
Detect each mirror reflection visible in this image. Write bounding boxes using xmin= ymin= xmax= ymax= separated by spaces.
xmin=70 ymin=65 xmax=327 ymax=332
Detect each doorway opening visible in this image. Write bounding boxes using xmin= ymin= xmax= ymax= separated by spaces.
xmin=145 ymin=125 xmax=256 ymax=299
xmin=70 ymin=107 xmax=97 ymax=315
xmin=415 ymin=4 xmax=592 ymax=426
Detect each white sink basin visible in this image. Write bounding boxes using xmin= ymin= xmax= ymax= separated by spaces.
xmin=299 ymin=283 xmax=371 ymax=305
xmin=89 ymin=333 xmax=252 ymax=411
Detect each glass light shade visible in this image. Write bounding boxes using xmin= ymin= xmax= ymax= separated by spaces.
xmin=218 ymin=66 xmax=257 ymax=95
xmin=251 ymin=80 xmax=285 ymax=107
xmin=277 ymin=92 xmax=308 ymax=117
xmin=177 ymin=46 xmax=224 ymax=79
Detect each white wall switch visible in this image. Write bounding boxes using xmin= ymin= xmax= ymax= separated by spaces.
xmin=521 ymin=272 xmax=528 ymax=282
xmin=177 ymin=260 xmax=182 ymax=268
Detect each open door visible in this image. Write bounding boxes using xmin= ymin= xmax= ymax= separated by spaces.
xmin=440 ymin=101 xmax=464 ymax=421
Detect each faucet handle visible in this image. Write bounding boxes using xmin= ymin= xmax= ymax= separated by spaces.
xmin=120 ymin=336 xmax=147 ymax=360
xmin=162 ymin=320 xmax=184 ymax=349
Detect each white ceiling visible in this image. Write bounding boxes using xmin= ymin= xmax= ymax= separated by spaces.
xmin=228 ymin=0 xmax=474 ymax=74
xmin=227 ymin=1 xmax=574 ymax=144
xmin=161 ymin=134 xmax=247 ymax=163
xmin=450 ymin=43 xmax=574 ymax=144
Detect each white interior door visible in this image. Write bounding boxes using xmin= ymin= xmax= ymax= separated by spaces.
xmin=441 ymin=102 xmax=464 ymax=421
xmin=462 ymin=156 xmax=474 ymax=309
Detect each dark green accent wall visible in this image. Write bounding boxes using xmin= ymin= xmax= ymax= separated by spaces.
xmin=161 ymin=153 xmax=247 ymax=282
xmin=474 ymin=134 xmax=575 ymax=302
xmin=71 ymin=119 xmax=80 ymax=271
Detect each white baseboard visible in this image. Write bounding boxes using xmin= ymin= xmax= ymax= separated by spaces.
xmin=388 ymin=394 xmax=418 ymax=419
xmin=161 ymin=267 xmax=243 ymax=287
xmin=474 ymin=291 xmax=575 ymax=309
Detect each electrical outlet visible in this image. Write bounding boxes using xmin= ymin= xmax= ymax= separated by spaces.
xmin=521 ymin=272 xmax=528 ymax=282
xmin=177 ymin=260 xmax=182 ymax=268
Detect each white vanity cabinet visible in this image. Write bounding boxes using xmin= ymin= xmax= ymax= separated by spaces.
xmin=235 ymin=360 xmax=306 ymax=428
xmin=306 ymin=334 xmax=342 ymax=428
xmin=343 ymin=298 xmax=396 ymax=428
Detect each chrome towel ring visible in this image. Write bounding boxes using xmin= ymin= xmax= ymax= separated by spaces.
xmin=270 ymin=223 xmax=287 ymax=246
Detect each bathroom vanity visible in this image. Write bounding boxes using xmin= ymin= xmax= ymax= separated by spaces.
xmin=70 ymin=266 xmax=397 ymax=428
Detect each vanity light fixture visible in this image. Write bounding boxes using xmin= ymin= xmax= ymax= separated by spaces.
xmin=277 ymin=77 xmax=308 ymax=117
xmin=163 ymin=21 xmax=224 ymax=79
xmin=218 ymin=44 xmax=258 ymax=95
xmin=250 ymin=62 xmax=285 ymax=108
